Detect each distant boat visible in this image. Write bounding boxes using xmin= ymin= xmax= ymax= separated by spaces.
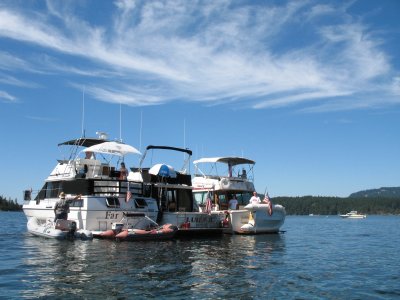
xmin=339 ymin=211 xmax=366 ymax=219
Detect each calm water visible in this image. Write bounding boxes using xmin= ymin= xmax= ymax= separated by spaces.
xmin=0 ymin=212 xmax=399 ymax=299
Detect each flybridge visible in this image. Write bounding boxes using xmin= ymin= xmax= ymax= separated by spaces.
xmin=193 ymin=156 xmax=255 ymax=180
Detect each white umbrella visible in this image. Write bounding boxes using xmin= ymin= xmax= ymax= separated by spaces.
xmin=83 ymin=141 xmax=141 ymax=156
xmin=149 ymin=164 xmax=177 ymax=178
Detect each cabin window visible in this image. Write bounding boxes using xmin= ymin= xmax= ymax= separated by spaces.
xmin=143 ymin=184 xmax=152 ymax=197
xmin=45 ymin=181 xmax=63 ymax=199
xmin=106 ymin=197 xmax=120 ymax=208
xmin=134 ymin=198 xmax=147 ymax=208
xmin=70 ymin=199 xmax=84 ymax=208
xmin=176 ymin=189 xmax=193 ymax=212
xmin=217 ymin=194 xmax=227 ymax=206
xmin=194 ymin=192 xmax=206 ymax=206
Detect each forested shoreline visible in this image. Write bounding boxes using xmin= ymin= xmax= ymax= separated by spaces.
xmin=273 ymin=196 xmax=400 ymax=215
xmin=2 ymin=194 xmax=400 ymax=215
xmin=0 ymin=196 xmax=22 ymax=211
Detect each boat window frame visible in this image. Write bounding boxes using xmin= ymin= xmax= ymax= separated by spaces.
xmin=106 ymin=196 xmax=120 ymax=208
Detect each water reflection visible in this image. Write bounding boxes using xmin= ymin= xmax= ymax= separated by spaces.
xmin=4 ymin=213 xmax=400 ymax=299
xmin=21 ymin=234 xmax=93 ymax=298
xmin=20 ymin=232 xmax=286 ymax=299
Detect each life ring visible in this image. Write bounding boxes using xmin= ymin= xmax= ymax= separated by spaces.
xmin=220 ymin=178 xmax=230 ymax=189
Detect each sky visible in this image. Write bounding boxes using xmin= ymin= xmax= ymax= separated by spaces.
xmin=1 ymin=0 xmax=399 ymax=202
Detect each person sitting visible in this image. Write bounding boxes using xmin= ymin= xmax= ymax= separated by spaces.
xmin=228 ymin=195 xmax=238 ymax=210
xmin=119 ymin=162 xmax=128 ymax=180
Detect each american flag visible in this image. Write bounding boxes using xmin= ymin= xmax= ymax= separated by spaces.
xmin=205 ymin=192 xmax=212 ymax=215
xmin=126 ymin=183 xmax=132 ymax=202
xmin=264 ymin=192 xmax=273 ymax=216
xmin=126 ymin=191 xmax=132 ymax=202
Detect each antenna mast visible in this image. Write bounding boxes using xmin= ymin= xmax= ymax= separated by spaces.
xmin=81 ymin=87 xmax=85 ymax=137
xmin=139 ymin=110 xmax=143 ymax=153
xmin=119 ymin=103 xmax=122 ymax=142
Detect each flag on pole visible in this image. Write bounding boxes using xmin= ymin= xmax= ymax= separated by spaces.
xmin=264 ymin=192 xmax=273 ymax=216
xmin=126 ymin=182 xmax=132 ymax=202
xmin=126 ymin=191 xmax=132 ymax=202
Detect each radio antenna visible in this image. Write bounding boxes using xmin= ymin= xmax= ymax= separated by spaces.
xmin=81 ymin=87 xmax=85 ymax=137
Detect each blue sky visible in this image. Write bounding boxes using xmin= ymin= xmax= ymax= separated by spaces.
xmin=1 ymin=0 xmax=399 ymax=202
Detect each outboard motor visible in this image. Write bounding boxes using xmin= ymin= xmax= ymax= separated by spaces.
xmin=112 ymin=222 xmax=124 ymax=234
xmin=67 ymin=221 xmax=77 ymax=240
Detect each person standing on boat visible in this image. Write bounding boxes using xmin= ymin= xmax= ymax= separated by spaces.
xmin=54 ymin=192 xmax=81 ymax=222
xmin=228 ymin=195 xmax=238 ymax=210
xmin=250 ymin=191 xmax=261 ymax=204
xmin=119 ymin=162 xmax=128 ymax=180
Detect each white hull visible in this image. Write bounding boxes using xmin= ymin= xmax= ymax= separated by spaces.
xmin=340 ymin=215 xmax=366 ymax=219
xmin=192 ymin=156 xmax=286 ymax=234
xmin=225 ymin=204 xmax=286 ymax=234
xmin=340 ymin=211 xmax=366 ymax=219
xmin=23 ymin=195 xmax=159 ymax=232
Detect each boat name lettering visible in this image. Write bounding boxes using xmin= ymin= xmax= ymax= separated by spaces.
xmin=105 ymin=211 xmax=120 ymax=220
xmin=191 ymin=216 xmax=216 ymax=223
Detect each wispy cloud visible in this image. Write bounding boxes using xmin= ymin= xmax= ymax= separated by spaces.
xmin=0 ymin=90 xmax=17 ymax=102
xmin=0 ymin=0 xmax=398 ymax=112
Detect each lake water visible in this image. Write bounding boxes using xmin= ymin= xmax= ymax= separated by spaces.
xmin=0 ymin=212 xmax=399 ymax=299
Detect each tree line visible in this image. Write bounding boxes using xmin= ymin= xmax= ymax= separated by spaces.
xmin=272 ymin=196 xmax=400 ymax=215
xmin=0 ymin=196 xmax=22 ymax=211
xmin=2 ymin=194 xmax=400 ymax=214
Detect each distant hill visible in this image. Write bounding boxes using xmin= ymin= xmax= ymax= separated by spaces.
xmin=349 ymin=187 xmax=400 ymax=198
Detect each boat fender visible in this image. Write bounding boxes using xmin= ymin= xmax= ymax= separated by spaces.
xmin=115 ymin=230 xmax=129 ymax=241
xmin=99 ymin=229 xmax=116 ymax=238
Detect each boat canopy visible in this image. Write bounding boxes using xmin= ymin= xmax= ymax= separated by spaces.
xmin=145 ymin=145 xmax=192 ymax=156
xmin=139 ymin=145 xmax=192 ymax=173
xmin=58 ymin=138 xmax=108 ymax=148
xmin=83 ymin=141 xmax=141 ymax=156
xmin=193 ymin=157 xmax=255 ymax=166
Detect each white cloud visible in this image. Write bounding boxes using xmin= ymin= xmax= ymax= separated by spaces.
xmin=392 ymin=77 xmax=400 ymax=95
xmin=0 ymin=0 xmax=397 ymax=111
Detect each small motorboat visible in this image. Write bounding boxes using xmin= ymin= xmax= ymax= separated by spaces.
xmin=27 ymin=217 xmax=93 ymax=240
xmin=236 ymin=203 xmax=286 ymax=234
xmin=340 ymin=211 xmax=366 ymax=219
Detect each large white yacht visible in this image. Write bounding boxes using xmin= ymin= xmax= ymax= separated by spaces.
xmin=192 ymin=157 xmax=286 ymax=234
xmin=23 ymin=134 xmax=224 ymax=235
